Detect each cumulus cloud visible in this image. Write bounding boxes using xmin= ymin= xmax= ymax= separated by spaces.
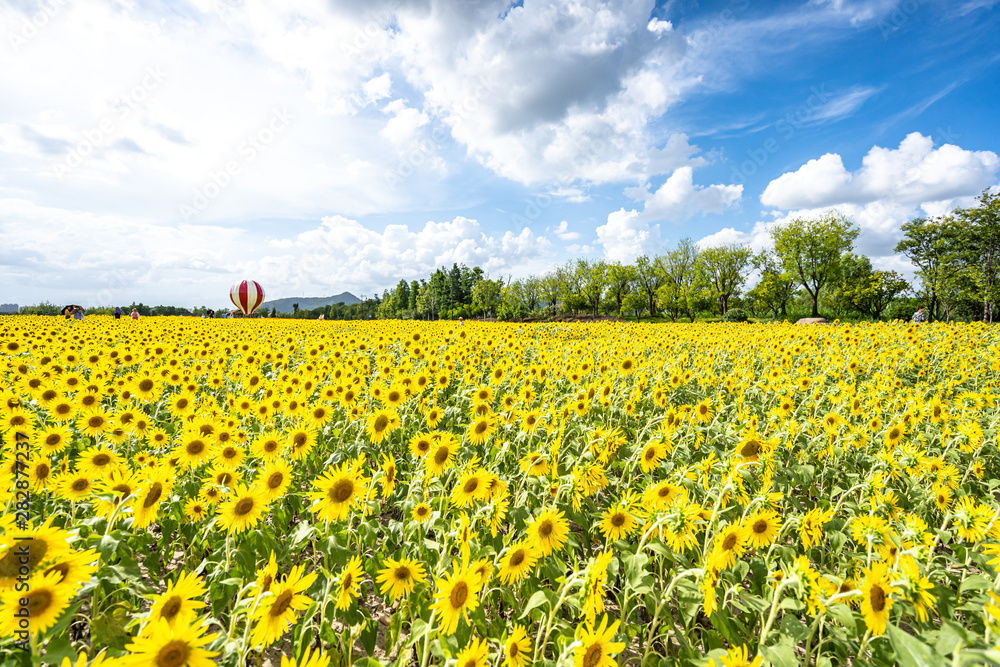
xmin=553 ymin=220 xmax=581 ymax=241
xmin=631 ymin=167 xmax=743 ymax=220
xmin=595 ymin=208 xmax=663 ymax=263
xmin=761 ymin=133 xmax=999 ymax=209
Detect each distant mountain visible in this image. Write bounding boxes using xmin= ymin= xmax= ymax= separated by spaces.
xmin=260 ymin=292 xmax=362 ymax=314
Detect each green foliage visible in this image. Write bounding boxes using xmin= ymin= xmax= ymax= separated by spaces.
xmin=721 ymin=307 xmax=749 ymax=322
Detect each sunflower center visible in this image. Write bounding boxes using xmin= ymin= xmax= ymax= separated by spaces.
xmin=644 ymin=448 xmax=656 ymax=461
xmin=508 ymin=643 xmax=519 ymax=658
xmin=93 ymin=454 xmax=111 ymax=466
xmin=234 ymin=498 xmax=255 ymax=516
xmin=510 ymin=549 xmax=526 ymax=567
xmin=611 ymin=513 xmax=626 ymax=527
xmin=293 ymin=433 xmax=307 ymax=446
xmin=374 ymin=415 xmax=390 ymax=432
xmin=71 ymin=478 xmax=90 ymax=492
xmin=722 ymin=533 xmax=738 ymax=550
xmin=264 ymin=441 xmax=278 ymax=452
xmin=139 ymin=379 xmax=154 ymax=391
xmin=270 ymin=590 xmax=294 ymax=617
xmin=161 ymin=595 xmax=183 ymax=620
xmin=268 ymin=472 xmax=284 ymax=489
xmin=475 ymin=421 xmax=488 ymax=435
xmin=753 ymin=519 xmax=768 ymax=534
xmin=433 ymin=447 xmax=450 ymax=465
xmin=0 ymin=539 xmax=46 ymax=577
xmin=88 ymin=416 xmax=104 ymax=428
xmin=538 ymin=519 xmax=553 ymax=538
xmin=144 ymin=483 xmax=163 ymax=508
xmin=463 ymin=479 xmax=479 ymax=494
xmin=889 ymin=428 xmax=901 ymax=440
xmin=155 ymin=639 xmax=191 ymax=667
xmin=44 ymin=562 xmax=70 ymax=583
xmin=740 ymin=440 xmax=761 ymax=458
xmin=582 ymin=644 xmax=603 ymax=667
xmin=330 ymin=479 xmax=355 ymax=503
xmin=394 ymin=566 xmax=411 ymax=581
xmin=449 ymin=581 xmax=469 ymax=608
xmin=186 ymin=440 xmax=205 ymax=455
xmin=27 ymin=588 xmax=53 ymax=614
xmin=36 ymin=464 xmax=50 ymax=479
xmin=871 ymin=584 xmax=886 ymax=612
xmin=55 ymin=404 xmax=71 ymax=415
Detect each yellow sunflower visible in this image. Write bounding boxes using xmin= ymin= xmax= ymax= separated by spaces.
xmin=376 ymin=557 xmax=426 ymax=601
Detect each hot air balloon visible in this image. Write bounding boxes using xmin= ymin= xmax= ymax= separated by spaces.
xmin=230 ymin=280 xmax=265 ymax=316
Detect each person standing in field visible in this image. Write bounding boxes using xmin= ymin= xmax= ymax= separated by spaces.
xmin=114 ymin=306 xmax=122 ymax=319
xmin=912 ymin=306 xmax=927 ymax=323
xmin=130 ymin=308 xmax=139 ymax=320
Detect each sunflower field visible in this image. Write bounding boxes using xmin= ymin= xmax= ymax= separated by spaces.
xmin=2 ymin=317 xmax=1000 ymax=667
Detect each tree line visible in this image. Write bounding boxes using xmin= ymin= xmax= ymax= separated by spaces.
xmin=375 ymin=189 xmax=999 ymax=323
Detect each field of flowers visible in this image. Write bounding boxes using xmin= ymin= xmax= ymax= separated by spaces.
xmin=2 ymin=316 xmax=1000 ymax=667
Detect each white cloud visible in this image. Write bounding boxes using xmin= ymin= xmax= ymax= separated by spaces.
xmin=632 ymin=166 xmax=743 ymax=220
xmin=595 ymin=208 xmax=663 ymax=263
xmin=761 ymin=133 xmax=999 ymax=210
xmin=553 ymin=220 xmax=581 ymax=241
xmin=380 ymin=100 xmax=430 ymax=145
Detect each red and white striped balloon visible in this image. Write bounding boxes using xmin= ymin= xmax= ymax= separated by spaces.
xmin=229 ymin=280 xmax=265 ymax=316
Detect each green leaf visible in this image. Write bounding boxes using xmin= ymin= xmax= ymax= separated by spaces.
xmin=760 ymin=644 xmax=798 ymax=667
xmin=43 ymin=637 xmax=77 ymax=666
xmin=360 ymin=618 xmax=379 ymax=656
xmin=888 ymin=623 xmax=947 ymax=667
xmin=290 ymin=520 xmax=315 ymax=547
xmin=827 ymin=604 xmax=859 ymax=638
xmin=935 ymin=621 xmax=967 ymax=656
xmin=959 ymin=575 xmax=991 ymax=596
xmin=520 ymin=590 xmax=553 ymax=619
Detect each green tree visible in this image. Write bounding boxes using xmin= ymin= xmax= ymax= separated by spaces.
xmin=472 ymin=278 xmax=502 ymax=318
xmin=832 ymin=254 xmax=910 ymax=320
xmin=634 ymin=255 xmax=666 ymax=318
xmin=956 ymin=190 xmax=1000 ymax=322
xmin=576 ymin=259 xmax=609 ymax=317
xmin=771 ymin=211 xmax=860 ymax=317
xmin=697 ymin=243 xmax=752 ymax=315
xmin=749 ymin=251 xmax=798 ymax=319
xmin=895 ymin=216 xmax=959 ymax=321
xmin=604 ymin=262 xmax=636 ymax=317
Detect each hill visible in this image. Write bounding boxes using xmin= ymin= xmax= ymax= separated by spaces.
xmin=259 ymin=292 xmax=361 ymax=314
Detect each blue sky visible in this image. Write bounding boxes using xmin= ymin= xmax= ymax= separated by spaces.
xmin=1 ymin=0 xmax=998 ymax=307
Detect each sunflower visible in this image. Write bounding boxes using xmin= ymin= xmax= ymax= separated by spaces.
xmin=48 ymin=398 xmax=77 ymax=422
xmin=497 ymin=540 xmax=540 ymax=585
xmin=858 ymin=561 xmax=897 ymax=636
xmin=466 ymin=416 xmax=497 ymax=446
xmin=412 ymin=503 xmax=433 ymax=523
xmin=693 ymin=399 xmax=712 ymax=424
xmin=599 ymin=503 xmax=640 ymax=543
xmin=123 ymin=618 xmax=219 ymax=667
xmin=366 ymin=407 xmax=401 ymax=445
xmin=250 ymin=564 xmax=318 ymax=648
xmin=527 ymin=509 xmax=570 ymax=556
xmin=280 ymin=648 xmax=331 ymax=667
xmin=0 ymin=518 xmax=73 ymax=588
xmin=0 ymin=571 xmax=74 ymax=637
xmin=503 ymin=624 xmax=531 ymax=667
xmin=638 ymin=440 xmax=666 ymax=473
xmin=712 ymin=524 xmax=748 ymax=569
xmin=451 ymin=469 xmax=491 ymax=508
xmin=424 ymin=404 xmax=444 ymax=429
xmin=94 ymin=468 xmax=139 ymax=522
xmin=252 ymin=430 xmax=285 ymax=460
xmin=518 ymin=452 xmax=549 ymax=476
xmin=376 ymin=557 xmax=426 ymax=601
xmin=884 ymin=422 xmax=906 ymax=448
xmin=425 ymin=438 xmax=458 ymax=477
xmin=77 ymin=407 xmax=113 ymax=438
xmin=377 ymin=452 xmax=397 ymax=498
xmin=335 ymin=556 xmax=365 ymax=611
xmin=57 ymin=470 xmax=97 ymax=502
xmin=217 ymin=484 xmax=269 ymax=534
xmin=78 ymin=446 xmax=121 ymax=478
xmin=287 ymin=425 xmax=319 ymax=461
xmin=37 ymin=424 xmax=72 ymax=455
xmin=707 ymin=644 xmax=763 ymax=667
xmin=213 ymin=443 xmax=245 ymax=470
xmin=574 ymin=615 xmax=626 ymax=667
xmin=257 ymin=459 xmax=293 ymax=502
xmin=184 ymin=498 xmax=209 ymax=522
xmin=744 ymin=509 xmax=782 ymax=549
xmin=149 ymin=571 xmax=208 ymax=628
xmin=432 ymin=565 xmax=482 ymax=635
xmin=254 ymin=551 xmax=279 ymax=598
xmin=408 ymin=432 xmax=434 ymax=459
xmin=309 ymin=458 xmax=370 ymax=524
xmin=455 ymin=637 xmax=489 ymax=667
xmin=581 ymin=550 xmax=614 ymax=626
xmin=173 ymin=434 xmax=213 ymax=469
xmin=132 ymin=470 xmax=174 ymax=530
xmin=27 ymin=456 xmax=54 ymax=491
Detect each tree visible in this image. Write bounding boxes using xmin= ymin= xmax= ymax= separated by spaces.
xmin=622 ymin=291 xmax=646 ymax=320
xmin=659 ymin=239 xmax=702 ymax=322
xmin=472 ymin=278 xmax=502 ymax=318
xmin=956 ymin=190 xmax=1000 ymax=322
xmin=292 ymin=303 xmax=299 ymax=314
xmin=895 ymin=216 xmax=959 ymax=321
xmin=522 ymin=276 xmax=542 ymax=313
xmin=832 ymin=254 xmax=910 ymax=320
xmin=771 ymin=211 xmax=860 ymax=317
xmin=605 ymin=262 xmax=636 ymax=317
xmin=409 ymin=280 xmax=419 ymax=311
xmin=576 ymin=259 xmax=608 ymax=317
xmin=541 ymin=273 xmax=561 ymax=314
xmin=634 ymin=255 xmax=666 ymax=318
xmin=697 ymin=244 xmax=752 ymax=316
xmin=749 ymin=251 xmax=797 ymax=319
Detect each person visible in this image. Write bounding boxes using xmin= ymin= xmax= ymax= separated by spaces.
xmin=130 ymin=308 xmax=139 ymax=320
xmin=113 ymin=306 xmax=122 ymax=320
xmin=458 ymin=317 xmax=464 ymax=326
xmin=73 ymin=306 xmax=84 ymax=320
xmin=912 ymin=306 xmax=927 ymax=323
